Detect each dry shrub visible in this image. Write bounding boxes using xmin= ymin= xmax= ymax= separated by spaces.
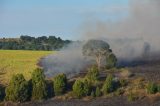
xmin=120 ymin=68 xmax=133 ymax=78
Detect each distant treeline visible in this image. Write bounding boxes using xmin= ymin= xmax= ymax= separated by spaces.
xmin=0 ymin=35 xmax=71 ymax=50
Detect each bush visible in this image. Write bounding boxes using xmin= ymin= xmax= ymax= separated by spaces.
xmin=73 ymin=79 xmax=84 ymax=98
xmin=83 ymin=79 xmax=91 ymax=96
xmin=106 ymin=53 xmax=117 ymax=69
xmin=86 ymin=66 xmax=99 ymax=83
xmin=5 ymin=74 xmax=29 ymax=102
xmin=146 ymin=82 xmax=157 ymax=94
xmin=31 ymin=68 xmax=47 ymax=100
xmin=102 ymin=74 xmax=114 ymax=95
xmin=73 ymin=79 xmax=91 ymax=98
xmin=95 ymin=87 xmax=101 ymax=97
xmin=53 ymin=73 xmax=67 ymax=96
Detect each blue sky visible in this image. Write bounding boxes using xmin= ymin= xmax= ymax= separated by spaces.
xmin=0 ymin=0 xmax=129 ymax=40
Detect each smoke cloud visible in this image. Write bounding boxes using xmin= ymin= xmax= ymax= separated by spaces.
xmin=42 ymin=0 xmax=160 ymax=77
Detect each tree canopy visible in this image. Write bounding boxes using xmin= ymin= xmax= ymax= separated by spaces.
xmin=82 ymin=40 xmax=113 ymax=70
xmin=0 ymin=35 xmax=71 ymax=50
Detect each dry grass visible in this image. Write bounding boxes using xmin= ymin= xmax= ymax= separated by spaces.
xmin=0 ymin=50 xmax=53 ymax=85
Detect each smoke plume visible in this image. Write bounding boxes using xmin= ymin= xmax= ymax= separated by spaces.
xmin=42 ymin=0 xmax=160 ymax=77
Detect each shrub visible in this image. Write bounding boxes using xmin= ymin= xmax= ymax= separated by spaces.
xmin=83 ymin=79 xmax=91 ymax=96
xmin=73 ymin=79 xmax=84 ymax=98
xmin=5 ymin=74 xmax=29 ymax=102
xmin=106 ymin=53 xmax=117 ymax=69
xmin=146 ymin=82 xmax=157 ymax=94
xmin=102 ymin=74 xmax=114 ymax=95
xmin=53 ymin=73 xmax=67 ymax=96
xmin=86 ymin=66 xmax=99 ymax=83
xmin=120 ymin=68 xmax=133 ymax=78
xmin=31 ymin=68 xmax=47 ymax=100
xmin=95 ymin=87 xmax=101 ymax=97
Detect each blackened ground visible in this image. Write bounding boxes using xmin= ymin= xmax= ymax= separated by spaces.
xmin=21 ymin=96 xmax=160 ymax=106
xmin=24 ymin=57 xmax=160 ymax=106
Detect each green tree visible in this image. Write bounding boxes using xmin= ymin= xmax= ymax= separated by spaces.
xmin=86 ymin=66 xmax=99 ymax=83
xmin=106 ymin=53 xmax=117 ymax=69
xmin=73 ymin=79 xmax=91 ymax=98
xmin=73 ymin=79 xmax=84 ymax=98
xmin=102 ymin=74 xmax=114 ymax=95
xmin=83 ymin=79 xmax=91 ymax=96
xmin=95 ymin=87 xmax=101 ymax=97
xmin=53 ymin=73 xmax=67 ymax=96
xmin=31 ymin=68 xmax=47 ymax=100
xmin=82 ymin=40 xmax=112 ymax=70
xmin=5 ymin=74 xmax=29 ymax=102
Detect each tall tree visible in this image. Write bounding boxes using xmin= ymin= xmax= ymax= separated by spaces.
xmin=82 ymin=40 xmax=112 ymax=70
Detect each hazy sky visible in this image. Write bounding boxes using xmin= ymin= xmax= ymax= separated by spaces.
xmin=0 ymin=0 xmax=129 ymax=40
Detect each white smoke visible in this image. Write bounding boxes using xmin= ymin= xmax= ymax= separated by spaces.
xmin=42 ymin=0 xmax=160 ymax=77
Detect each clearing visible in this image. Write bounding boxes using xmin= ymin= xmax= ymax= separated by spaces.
xmin=0 ymin=50 xmax=53 ymax=85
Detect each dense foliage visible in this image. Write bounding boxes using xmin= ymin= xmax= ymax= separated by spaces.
xmin=106 ymin=53 xmax=117 ymax=69
xmin=31 ymin=68 xmax=48 ymax=100
xmin=73 ymin=79 xmax=91 ymax=98
xmin=0 ymin=35 xmax=71 ymax=50
xmin=146 ymin=82 xmax=157 ymax=94
xmin=85 ymin=66 xmax=99 ymax=83
xmin=102 ymin=74 xmax=114 ymax=95
xmin=5 ymin=74 xmax=29 ymax=102
xmin=53 ymin=74 xmax=67 ymax=96
xmin=95 ymin=87 xmax=101 ymax=97
xmin=82 ymin=40 xmax=113 ymax=70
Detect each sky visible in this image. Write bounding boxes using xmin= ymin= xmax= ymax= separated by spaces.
xmin=0 ymin=0 xmax=129 ymax=40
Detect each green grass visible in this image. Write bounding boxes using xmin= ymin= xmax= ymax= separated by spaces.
xmin=0 ymin=50 xmax=53 ymax=85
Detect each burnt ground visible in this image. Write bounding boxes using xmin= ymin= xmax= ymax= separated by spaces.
xmin=18 ymin=58 xmax=160 ymax=106
xmin=20 ymin=96 xmax=160 ymax=106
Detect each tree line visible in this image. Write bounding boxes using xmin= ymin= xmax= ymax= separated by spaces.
xmin=0 ymin=35 xmax=71 ymax=50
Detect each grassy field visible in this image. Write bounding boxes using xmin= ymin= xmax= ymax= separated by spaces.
xmin=0 ymin=50 xmax=53 ymax=85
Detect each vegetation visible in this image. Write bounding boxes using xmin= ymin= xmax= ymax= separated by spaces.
xmin=0 ymin=50 xmax=52 ymax=85
xmin=95 ymin=87 xmax=101 ymax=97
xmin=146 ymin=82 xmax=157 ymax=94
xmin=83 ymin=79 xmax=91 ymax=96
xmin=82 ymin=40 xmax=113 ymax=70
xmin=53 ymin=74 xmax=67 ymax=96
xmin=106 ymin=53 xmax=117 ymax=69
xmin=31 ymin=68 xmax=47 ymax=100
xmin=85 ymin=65 xmax=99 ymax=84
xmin=5 ymin=74 xmax=29 ymax=102
xmin=0 ymin=35 xmax=71 ymax=51
xmin=72 ymin=79 xmax=84 ymax=98
xmin=102 ymin=74 xmax=114 ymax=95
